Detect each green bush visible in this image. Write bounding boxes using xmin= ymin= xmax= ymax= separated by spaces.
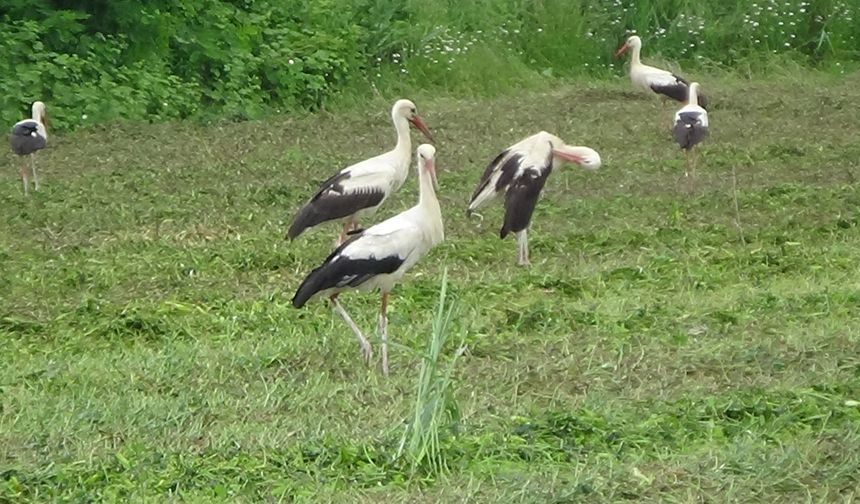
xmin=1 ymin=0 xmax=857 ymax=129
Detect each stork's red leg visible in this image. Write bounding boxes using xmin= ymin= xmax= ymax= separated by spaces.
xmin=691 ymin=147 xmax=699 ymax=180
xmin=19 ymin=161 xmax=29 ymax=196
xmin=336 ymin=222 xmax=350 ymax=247
xmin=516 ymin=230 xmax=530 ymax=266
xmin=30 ymin=154 xmax=40 ymax=191
xmin=379 ymin=292 xmax=390 ymax=376
xmin=330 ymin=294 xmax=373 ymax=365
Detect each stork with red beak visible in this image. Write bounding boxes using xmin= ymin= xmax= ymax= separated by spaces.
xmin=9 ymin=101 xmax=48 ymax=195
xmin=614 ymin=36 xmax=708 ymax=109
xmin=467 ymin=131 xmax=601 ymax=266
xmin=293 ymin=144 xmax=444 ymax=376
xmin=288 ymin=99 xmax=434 ymax=245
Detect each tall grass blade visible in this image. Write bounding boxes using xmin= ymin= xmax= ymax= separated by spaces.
xmin=396 ymin=268 xmax=464 ymax=475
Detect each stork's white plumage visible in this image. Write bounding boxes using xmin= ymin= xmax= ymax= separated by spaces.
xmin=288 ymin=99 xmax=434 ymax=245
xmin=467 ymin=131 xmax=600 ymax=266
xmin=293 ymin=144 xmax=444 ymax=375
xmin=672 ymin=82 xmax=709 ymax=182
xmin=614 ymin=36 xmax=708 ymax=109
xmin=9 ymin=101 xmax=48 ymax=195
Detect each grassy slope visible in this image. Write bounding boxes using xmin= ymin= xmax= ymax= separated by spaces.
xmin=2 ymin=72 xmax=860 ymax=502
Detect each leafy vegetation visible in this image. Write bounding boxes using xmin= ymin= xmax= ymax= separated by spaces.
xmin=2 ymin=0 xmax=859 ymax=128
xmin=2 ymin=72 xmax=859 ymax=501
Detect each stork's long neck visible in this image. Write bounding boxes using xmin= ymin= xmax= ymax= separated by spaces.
xmin=630 ymin=43 xmax=642 ymax=66
xmin=31 ymin=103 xmax=47 ymax=137
xmin=418 ymin=165 xmax=442 ymax=240
xmin=688 ymin=85 xmax=699 ymax=106
xmin=393 ymin=115 xmax=412 ymax=157
xmin=418 ymin=168 xmax=439 ymax=212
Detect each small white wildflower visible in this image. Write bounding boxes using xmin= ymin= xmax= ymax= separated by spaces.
xmin=82 ymin=114 xmax=88 ymax=120
xmin=288 ymin=59 xmax=295 ymax=65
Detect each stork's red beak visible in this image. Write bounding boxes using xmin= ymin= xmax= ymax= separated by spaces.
xmin=408 ymin=115 xmax=435 ymax=144
xmin=613 ymin=42 xmax=629 ymax=59
xmin=552 ymin=148 xmax=585 ymax=165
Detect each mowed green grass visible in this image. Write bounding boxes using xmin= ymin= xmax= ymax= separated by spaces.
xmin=2 ymin=72 xmax=860 ymax=502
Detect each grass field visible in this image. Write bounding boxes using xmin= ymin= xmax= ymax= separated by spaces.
xmin=2 ymin=71 xmax=860 ymax=502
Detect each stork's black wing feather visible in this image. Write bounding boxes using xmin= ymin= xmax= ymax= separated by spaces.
xmin=292 ymin=232 xmax=404 ymax=307
xmin=287 ymin=171 xmax=385 ymax=239
xmin=650 ymin=77 xmax=689 ymax=103
xmin=650 ymin=74 xmax=709 ymax=109
xmin=469 ymin=148 xmax=510 ymax=202
xmin=494 ymin=154 xmax=525 ymax=193
xmin=673 ymin=111 xmax=708 ymax=150
xmin=10 ymin=121 xmax=46 ymax=156
xmin=499 ymin=153 xmax=553 ymax=238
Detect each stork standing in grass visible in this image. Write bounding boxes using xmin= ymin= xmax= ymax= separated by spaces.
xmin=673 ymin=82 xmax=709 ymax=183
xmin=287 ymin=99 xmax=434 ymax=245
xmin=614 ymin=35 xmax=709 ymax=109
xmin=467 ymin=131 xmax=601 ymax=266
xmin=293 ymin=144 xmax=443 ymax=376
xmin=10 ymin=101 xmax=48 ymax=195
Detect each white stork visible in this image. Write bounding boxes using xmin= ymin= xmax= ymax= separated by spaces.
xmin=10 ymin=101 xmax=48 ymax=195
xmin=672 ymin=82 xmax=709 ymax=181
xmin=466 ymin=131 xmax=601 ymax=266
xmin=292 ymin=144 xmax=444 ymax=376
xmin=614 ymin=35 xmax=708 ymax=109
xmin=287 ymin=99 xmax=434 ymax=245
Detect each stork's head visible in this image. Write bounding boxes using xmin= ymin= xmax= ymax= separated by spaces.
xmin=614 ymin=35 xmax=641 ymax=58
xmin=392 ymin=99 xmax=434 ymax=143
xmin=416 ymin=143 xmax=438 ymax=189
xmin=32 ymin=101 xmax=48 ymax=128
xmin=552 ymin=145 xmax=602 ymax=171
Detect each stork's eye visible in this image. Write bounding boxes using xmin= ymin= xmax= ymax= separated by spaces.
xmin=410 ymin=108 xmax=416 ymax=114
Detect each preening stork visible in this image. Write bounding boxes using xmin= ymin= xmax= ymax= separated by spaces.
xmin=466 ymin=131 xmax=601 ymax=266
xmin=293 ymin=144 xmax=444 ymax=376
xmin=287 ymin=99 xmax=434 ymax=245
xmin=10 ymin=101 xmax=48 ymax=195
xmin=672 ymin=82 xmax=709 ymax=181
xmin=614 ymin=35 xmax=708 ymax=109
